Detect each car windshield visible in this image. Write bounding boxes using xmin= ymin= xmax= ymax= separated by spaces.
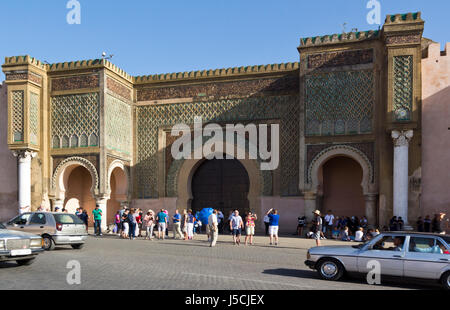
xmin=0 ymin=223 xmax=5 ymax=229
xmin=53 ymin=214 xmax=84 ymax=225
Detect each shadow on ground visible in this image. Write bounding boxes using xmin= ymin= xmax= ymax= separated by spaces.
xmin=262 ymin=268 xmax=438 ymax=290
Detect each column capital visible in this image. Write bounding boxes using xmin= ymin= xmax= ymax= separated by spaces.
xmin=12 ymin=150 xmax=37 ymax=161
xmin=391 ymin=130 xmax=413 ymax=147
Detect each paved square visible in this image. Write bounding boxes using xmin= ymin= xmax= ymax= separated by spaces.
xmin=0 ymin=234 xmax=424 ymax=290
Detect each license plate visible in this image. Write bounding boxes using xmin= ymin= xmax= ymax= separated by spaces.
xmin=69 ymin=237 xmax=82 ymax=241
xmin=10 ymin=249 xmax=32 ymax=256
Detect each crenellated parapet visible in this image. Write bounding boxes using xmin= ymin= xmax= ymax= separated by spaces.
xmin=299 ymin=30 xmax=380 ymax=48
xmin=134 ymin=62 xmax=299 ymax=84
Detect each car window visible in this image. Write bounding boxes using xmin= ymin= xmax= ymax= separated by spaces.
xmin=53 ymin=214 xmax=84 ymax=225
xmin=371 ymin=235 xmax=406 ymax=251
xmin=10 ymin=214 xmax=31 ymax=225
xmin=409 ymin=237 xmax=450 ymax=254
xmin=30 ymin=213 xmax=47 ymax=225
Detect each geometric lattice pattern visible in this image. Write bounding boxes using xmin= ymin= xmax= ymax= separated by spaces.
xmin=305 ymin=70 xmax=374 ymax=136
xmin=29 ymin=92 xmax=39 ymax=145
xmin=51 ymin=93 xmax=99 ymax=148
xmin=393 ymin=55 xmax=413 ymax=121
xmin=105 ymin=94 xmax=132 ymax=156
xmin=12 ymin=90 xmax=24 ymax=142
xmin=137 ymin=95 xmax=299 ymax=198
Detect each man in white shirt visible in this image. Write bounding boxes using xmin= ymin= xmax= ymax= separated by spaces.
xmin=324 ymin=210 xmax=335 ymax=239
xmin=229 ymin=210 xmax=244 ymax=245
xmin=208 ymin=210 xmax=219 ymax=247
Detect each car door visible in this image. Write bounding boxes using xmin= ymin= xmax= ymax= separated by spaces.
xmin=6 ymin=213 xmax=32 ymax=232
xmin=26 ymin=213 xmax=48 ymax=235
xmin=357 ymin=234 xmax=406 ymax=277
xmin=404 ymin=236 xmax=450 ymax=280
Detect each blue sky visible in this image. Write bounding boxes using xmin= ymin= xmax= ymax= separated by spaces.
xmin=1 ymin=0 xmax=449 ymax=77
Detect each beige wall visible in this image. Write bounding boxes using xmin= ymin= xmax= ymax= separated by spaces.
xmin=421 ymin=42 xmax=450 ymax=217
xmin=0 ymin=82 xmax=19 ymax=222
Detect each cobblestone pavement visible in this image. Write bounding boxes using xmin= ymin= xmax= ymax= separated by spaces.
xmin=0 ymin=233 xmax=426 ymax=290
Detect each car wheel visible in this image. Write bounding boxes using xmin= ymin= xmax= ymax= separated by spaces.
xmin=16 ymin=258 xmax=35 ymax=266
xmin=71 ymin=244 xmax=84 ymax=250
xmin=317 ymin=258 xmax=345 ymax=281
xmin=43 ymin=236 xmax=55 ymax=251
xmin=442 ymin=271 xmax=450 ymax=290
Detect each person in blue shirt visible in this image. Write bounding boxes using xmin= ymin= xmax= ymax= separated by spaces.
xmin=156 ymin=209 xmax=168 ymax=240
xmin=266 ymin=208 xmax=280 ymax=246
xmin=172 ymin=210 xmax=182 ymax=239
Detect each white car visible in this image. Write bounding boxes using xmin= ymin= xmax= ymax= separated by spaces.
xmin=305 ymin=232 xmax=450 ymax=289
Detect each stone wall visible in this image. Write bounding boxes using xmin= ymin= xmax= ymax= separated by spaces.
xmin=421 ymin=42 xmax=450 ymax=218
xmin=0 ymin=82 xmax=19 ymax=221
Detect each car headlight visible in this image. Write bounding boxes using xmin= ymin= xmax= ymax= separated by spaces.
xmin=0 ymin=240 xmax=4 ymax=250
xmin=30 ymin=238 xmax=43 ymax=249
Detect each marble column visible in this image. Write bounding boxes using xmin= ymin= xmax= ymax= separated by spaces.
xmin=391 ymin=130 xmax=413 ymax=228
xmin=12 ymin=150 xmax=36 ymax=214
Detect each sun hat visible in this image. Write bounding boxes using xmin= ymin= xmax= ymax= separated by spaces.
xmin=313 ymin=210 xmax=321 ymax=215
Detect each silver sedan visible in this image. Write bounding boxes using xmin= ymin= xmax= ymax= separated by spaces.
xmin=305 ymin=232 xmax=450 ymax=289
xmin=0 ymin=222 xmax=44 ymax=266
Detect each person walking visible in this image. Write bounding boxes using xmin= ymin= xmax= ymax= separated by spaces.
xmin=156 ymin=209 xmax=168 ymax=240
xmin=182 ymin=209 xmax=188 ymax=240
xmin=229 ymin=210 xmax=244 ymax=245
xmin=163 ymin=209 xmax=170 ymax=237
xmin=208 ymin=210 xmax=219 ymax=247
xmin=122 ymin=209 xmax=130 ymax=239
xmin=128 ymin=208 xmax=137 ymax=240
xmin=266 ymin=209 xmax=280 ymax=246
xmin=143 ymin=211 xmax=155 ymax=240
xmin=186 ymin=210 xmax=195 ymax=240
xmin=173 ymin=210 xmax=183 ymax=239
xmin=80 ymin=209 xmax=89 ymax=233
xmin=244 ymin=211 xmax=257 ymax=246
xmin=113 ymin=211 xmax=121 ymax=235
xmin=324 ymin=210 xmax=335 ymax=239
xmin=311 ymin=210 xmax=323 ymax=246
xmin=92 ymin=205 xmax=103 ymax=236
xmin=263 ymin=214 xmax=270 ymax=236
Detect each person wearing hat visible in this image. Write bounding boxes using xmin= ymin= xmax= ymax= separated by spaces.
xmin=312 ymin=210 xmax=323 ymax=246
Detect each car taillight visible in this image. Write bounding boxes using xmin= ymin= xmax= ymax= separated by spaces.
xmin=56 ymin=223 xmax=63 ymax=231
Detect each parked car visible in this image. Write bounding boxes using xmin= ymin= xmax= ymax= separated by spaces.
xmin=305 ymin=232 xmax=450 ymax=289
xmin=0 ymin=222 xmax=44 ymax=265
xmin=5 ymin=212 xmax=88 ymax=251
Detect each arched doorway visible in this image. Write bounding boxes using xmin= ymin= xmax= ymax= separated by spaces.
xmin=191 ymin=158 xmax=250 ymax=217
xmin=107 ymin=167 xmax=128 ymax=225
xmin=321 ymin=156 xmax=365 ymax=218
xmin=63 ymin=166 xmax=96 ymax=220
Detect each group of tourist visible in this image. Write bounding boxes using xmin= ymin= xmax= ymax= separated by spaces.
xmin=307 ymin=209 xmax=377 ymax=245
xmin=73 ymin=204 xmax=447 ymax=247
xmin=415 ymin=213 xmax=447 ymax=234
xmin=77 ymin=204 xmax=282 ymax=247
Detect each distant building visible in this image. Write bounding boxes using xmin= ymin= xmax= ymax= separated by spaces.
xmin=0 ymin=12 xmax=448 ymax=232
